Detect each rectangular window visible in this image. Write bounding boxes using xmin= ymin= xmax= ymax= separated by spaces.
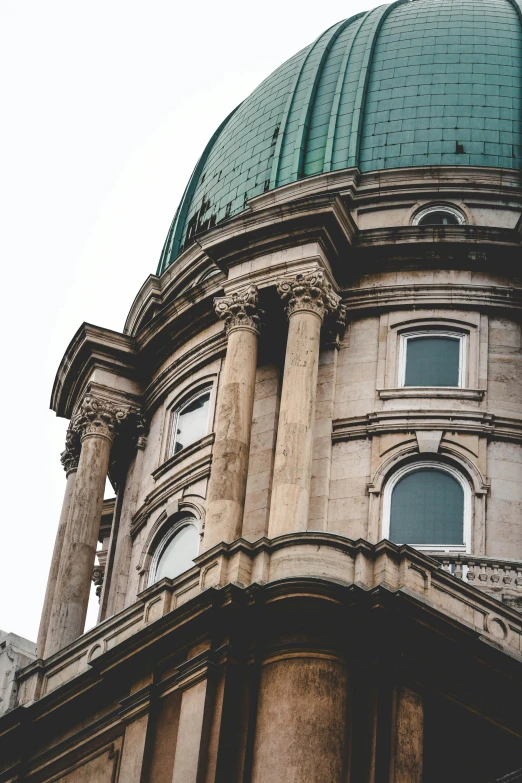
xmin=399 ymin=332 xmax=465 ymax=387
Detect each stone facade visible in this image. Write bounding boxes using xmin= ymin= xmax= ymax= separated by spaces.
xmin=0 ymin=162 xmax=521 ymax=782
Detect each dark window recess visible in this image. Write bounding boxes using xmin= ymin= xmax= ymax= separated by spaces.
xmin=418 ymin=210 xmax=460 ymax=226
xmin=405 ymin=336 xmax=460 ymax=386
xmin=390 ymin=469 xmax=464 ymax=546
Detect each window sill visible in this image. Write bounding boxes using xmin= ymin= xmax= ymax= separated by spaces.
xmin=152 ymin=433 xmax=214 ymax=482
xmin=377 ymin=387 xmax=485 ymax=401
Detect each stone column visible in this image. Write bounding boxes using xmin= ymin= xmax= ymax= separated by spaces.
xmin=44 ymin=394 xmax=131 ymax=658
xmin=250 ymin=653 xmax=349 ymax=783
xmin=36 ymin=424 xmax=80 ymax=658
xmin=389 ymin=686 xmax=424 ymax=783
xmin=203 ymin=286 xmax=262 ymax=551
xmin=103 ymin=430 xmax=147 ymax=619
xmin=268 ymin=270 xmax=341 ymax=538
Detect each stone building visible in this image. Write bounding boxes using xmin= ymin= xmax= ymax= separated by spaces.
xmin=2 ymin=0 xmax=522 ymax=779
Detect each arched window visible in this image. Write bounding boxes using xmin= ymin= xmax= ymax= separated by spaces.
xmin=149 ymin=521 xmax=200 ymax=585
xmin=199 ymin=267 xmax=221 ymax=283
xmin=382 ymin=463 xmax=471 ymax=552
xmin=412 ymin=204 xmax=465 ymax=226
xmin=169 ymin=387 xmax=211 ymax=456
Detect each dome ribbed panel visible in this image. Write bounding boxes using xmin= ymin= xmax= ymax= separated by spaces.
xmin=358 ymin=0 xmax=522 ymax=170
xmin=329 ymin=6 xmax=387 ymax=170
xmin=174 ymin=47 xmax=308 ymax=257
xmin=303 ymin=16 xmax=367 ymax=176
xmin=273 ymin=20 xmax=354 ymax=187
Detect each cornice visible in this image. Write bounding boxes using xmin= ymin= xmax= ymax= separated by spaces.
xmin=143 ymin=331 xmax=226 ymax=413
xmin=357 ymin=224 xmax=521 ymax=249
xmin=332 ymin=409 xmax=522 ymax=444
xmin=50 ymin=324 xmax=139 ymax=419
xmin=342 ymin=283 xmax=522 ymax=314
xmin=194 ymin=191 xmax=358 ymax=276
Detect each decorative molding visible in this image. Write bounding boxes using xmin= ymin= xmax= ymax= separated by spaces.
xmin=71 ymin=388 xmax=144 ymax=449
xmin=131 ymin=452 xmax=212 ymax=538
xmin=60 ymin=419 xmax=81 ymax=475
xmin=74 ymin=393 xmax=132 ymax=442
xmin=214 ymin=285 xmax=263 ymax=335
xmin=144 ymin=332 xmax=225 ymax=413
xmin=152 ymin=433 xmax=215 ymax=482
xmin=378 ymin=387 xmax=485 ymax=401
xmin=342 ymin=284 xmax=522 ymax=314
xmin=322 ymin=303 xmax=347 ymax=349
xmin=333 ymin=409 xmax=522 ymax=444
xmin=277 ymin=269 xmax=341 ymax=322
xmin=91 ymin=565 xmax=105 ymax=600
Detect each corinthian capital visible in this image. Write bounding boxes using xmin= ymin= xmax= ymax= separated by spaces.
xmin=75 ymin=393 xmax=132 ymax=442
xmin=60 ymin=420 xmax=81 ymax=475
xmin=277 ymin=269 xmax=341 ymax=322
xmin=214 ymin=285 xmax=263 ymax=335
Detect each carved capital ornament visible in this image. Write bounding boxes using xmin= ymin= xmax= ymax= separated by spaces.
xmin=214 ymin=285 xmax=263 ymax=335
xmin=277 ymin=269 xmax=341 ymax=322
xmin=74 ymin=394 xmax=132 ymax=443
xmin=60 ymin=421 xmax=81 ymax=475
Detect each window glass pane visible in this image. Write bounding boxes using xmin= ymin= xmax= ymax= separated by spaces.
xmin=154 ymin=525 xmax=199 ymax=582
xmin=418 ymin=211 xmax=460 ymax=226
xmin=173 ymin=391 xmax=210 ymax=454
xmin=405 ymin=336 xmax=460 ymax=387
xmin=390 ymin=469 xmax=464 ymax=545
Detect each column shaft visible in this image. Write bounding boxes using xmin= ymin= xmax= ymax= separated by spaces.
xmin=389 ymin=686 xmax=424 ymax=783
xmin=45 ymin=430 xmax=112 ymax=657
xmin=268 ymin=269 xmax=342 ymax=538
xmin=36 ymin=467 xmax=77 ymax=658
xmin=203 ymin=286 xmax=261 ymax=551
xmin=268 ymin=309 xmax=322 ymax=537
xmin=250 ymin=654 xmax=349 ymax=783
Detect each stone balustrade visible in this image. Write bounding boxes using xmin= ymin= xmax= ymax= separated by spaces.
xmin=429 ymin=552 xmax=522 ymax=604
xmin=17 ymin=535 xmax=522 ymax=708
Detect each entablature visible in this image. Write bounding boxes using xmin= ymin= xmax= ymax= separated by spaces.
xmin=50 ymin=324 xmax=139 ymax=419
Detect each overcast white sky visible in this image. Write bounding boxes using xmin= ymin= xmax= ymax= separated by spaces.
xmin=0 ymin=0 xmax=370 ymax=641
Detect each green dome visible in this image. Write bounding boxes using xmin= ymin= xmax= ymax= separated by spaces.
xmin=158 ymin=0 xmax=522 ymax=273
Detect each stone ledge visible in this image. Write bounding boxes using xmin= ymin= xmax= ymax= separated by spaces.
xmin=17 ymin=535 xmax=522 ymax=709
xmin=151 ymin=433 xmax=214 ymax=482
xmin=377 ymin=387 xmax=485 ymax=400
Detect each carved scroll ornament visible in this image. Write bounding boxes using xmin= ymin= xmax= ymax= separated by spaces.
xmin=277 ymin=269 xmax=341 ymax=322
xmin=214 ymin=285 xmax=263 ymax=335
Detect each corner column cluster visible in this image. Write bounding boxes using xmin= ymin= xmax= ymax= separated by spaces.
xmin=204 ymin=269 xmax=344 ymax=550
xmin=40 ymin=393 xmax=141 ymax=659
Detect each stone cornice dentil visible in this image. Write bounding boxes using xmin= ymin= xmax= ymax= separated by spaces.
xmin=214 ymin=285 xmax=263 ymax=335
xmin=277 ymin=269 xmax=341 ymax=322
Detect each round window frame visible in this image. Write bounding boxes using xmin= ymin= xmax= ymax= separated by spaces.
xmin=381 ymin=461 xmax=472 ymax=553
xmin=412 ymin=204 xmax=466 ymax=227
xmin=148 ymin=517 xmax=200 ymax=587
